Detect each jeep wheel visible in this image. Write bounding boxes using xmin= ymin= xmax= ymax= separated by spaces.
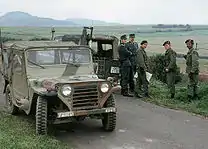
xmin=5 ymin=85 xmax=19 ymax=115
xmin=36 ymin=96 xmax=48 ymax=135
xmin=102 ymin=94 xmax=116 ymax=132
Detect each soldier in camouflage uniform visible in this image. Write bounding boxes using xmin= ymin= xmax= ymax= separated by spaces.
xmin=184 ymin=39 xmax=199 ymax=100
xmin=126 ymin=34 xmax=139 ymax=92
xmin=135 ymin=40 xmax=149 ymax=98
xmin=118 ymin=35 xmax=133 ymax=97
xmin=163 ymin=41 xmax=177 ymax=98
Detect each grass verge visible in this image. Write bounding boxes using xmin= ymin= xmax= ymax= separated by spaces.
xmin=144 ymin=79 xmax=208 ymax=117
xmin=0 ymin=111 xmax=71 ymax=149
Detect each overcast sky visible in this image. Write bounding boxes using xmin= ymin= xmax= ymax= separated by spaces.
xmin=0 ymin=0 xmax=207 ymax=24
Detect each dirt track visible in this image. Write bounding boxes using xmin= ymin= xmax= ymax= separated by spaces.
xmin=0 ymin=81 xmax=208 ymax=149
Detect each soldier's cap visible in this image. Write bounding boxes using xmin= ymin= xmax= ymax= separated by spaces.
xmin=129 ymin=34 xmax=135 ymax=38
xmin=163 ymin=40 xmax=171 ymax=46
xmin=185 ymin=39 xmax=194 ymax=44
xmin=120 ymin=34 xmax=127 ymax=40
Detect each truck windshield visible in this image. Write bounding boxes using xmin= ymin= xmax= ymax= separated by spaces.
xmin=27 ymin=47 xmax=91 ymax=66
xmin=26 ymin=47 xmax=93 ymax=77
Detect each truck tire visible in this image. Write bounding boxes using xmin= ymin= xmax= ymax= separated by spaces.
xmin=102 ymin=94 xmax=116 ymax=132
xmin=5 ymin=85 xmax=19 ymax=115
xmin=36 ymin=96 xmax=48 ymax=135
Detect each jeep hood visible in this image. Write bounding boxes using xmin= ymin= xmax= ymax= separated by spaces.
xmin=28 ymin=74 xmax=105 ymax=85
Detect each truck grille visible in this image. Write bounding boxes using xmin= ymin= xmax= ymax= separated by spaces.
xmin=72 ymin=84 xmax=99 ymax=110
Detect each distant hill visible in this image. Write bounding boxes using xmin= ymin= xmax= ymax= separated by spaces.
xmin=0 ymin=11 xmax=76 ymax=27
xmin=0 ymin=11 xmax=120 ymax=27
xmin=66 ymin=18 xmax=120 ymax=26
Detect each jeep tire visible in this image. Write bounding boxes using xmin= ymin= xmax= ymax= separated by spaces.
xmin=102 ymin=94 xmax=116 ymax=131
xmin=36 ymin=96 xmax=48 ymax=135
xmin=5 ymin=85 xmax=19 ymax=115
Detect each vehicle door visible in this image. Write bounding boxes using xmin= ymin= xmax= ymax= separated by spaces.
xmin=11 ymin=52 xmax=28 ymax=100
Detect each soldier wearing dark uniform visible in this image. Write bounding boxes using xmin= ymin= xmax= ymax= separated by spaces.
xmin=126 ymin=34 xmax=138 ymax=92
xmin=118 ymin=35 xmax=133 ymax=97
xmin=184 ymin=39 xmax=199 ymax=100
xmin=135 ymin=40 xmax=150 ymax=98
xmin=163 ymin=41 xmax=177 ymax=98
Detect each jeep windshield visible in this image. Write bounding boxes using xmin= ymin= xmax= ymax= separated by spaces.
xmin=26 ymin=47 xmax=94 ymax=78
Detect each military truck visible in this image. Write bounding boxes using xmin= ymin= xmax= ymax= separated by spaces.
xmin=53 ymin=27 xmax=120 ymax=84
xmin=0 ymin=41 xmax=120 ymax=135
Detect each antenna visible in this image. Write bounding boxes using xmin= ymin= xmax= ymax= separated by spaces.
xmin=91 ymin=20 xmax=94 ymax=27
xmin=51 ymin=27 xmax=55 ymax=40
xmin=90 ymin=20 xmax=94 ymax=39
xmin=0 ymin=28 xmax=2 ymax=49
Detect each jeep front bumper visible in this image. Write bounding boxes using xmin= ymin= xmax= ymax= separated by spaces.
xmin=57 ymin=107 xmax=116 ymax=118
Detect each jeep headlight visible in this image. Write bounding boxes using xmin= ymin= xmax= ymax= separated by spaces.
xmin=61 ymin=85 xmax=72 ymax=96
xmin=100 ymin=83 xmax=109 ymax=93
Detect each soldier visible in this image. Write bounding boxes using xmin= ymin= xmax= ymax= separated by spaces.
xmin=126 ymin=34 xmax=138 ymax=93
xmin=184 ymin=39 xmax=199 ymax=100
xmin=118 ymin=35 xmax=133 ymax=97
xmin=163 ymin=41 xmax=177 ymax=98
xmin=135 ymin=40 xmax=149 ymax=98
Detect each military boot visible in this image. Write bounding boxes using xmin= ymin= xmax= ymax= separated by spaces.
xmin=193 ymin=86 xmax=199 ymax=100
xmin=122 ymin=89 xmax=133 ymax=97
xmin=129 ymin=85 xmax=135 ymax=93
xmin=187 ymin=95 xmax=193 ymax=101
xmin=193 ymin=94 xmax=199 ymax=100
xmin=121 ymin=89 xmax=125 ymax=95
xmin=143 ymin=93 xmax=151 ymax=98
xmin=171 ymin=93 xmax=175 ymax=99
xmin=134 ymin=92 xmax=143 ymax=98
xmin=129 ymin=88 xmax=135 ymax=94
xmin=130 ymin=88 xmax=134 ymax=92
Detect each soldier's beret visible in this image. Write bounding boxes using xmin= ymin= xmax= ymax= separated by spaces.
xmin=120 ymin=34 xmax=127 ymax=40
xmin=185 ymin=39 xmax=194 ymax=44
xmin=140 ymin=40 xmax=148 ymax=45
xmin=129 ymin=34 xmax=135 ymax=38
xmin=163 ymin=40 xmax=171 ymax=46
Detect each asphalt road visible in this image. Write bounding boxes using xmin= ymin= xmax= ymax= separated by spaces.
xmin=0 ymin=80 xmax=208 ymax=149
xmin=55 ymin=95 xmax=208 ymax=149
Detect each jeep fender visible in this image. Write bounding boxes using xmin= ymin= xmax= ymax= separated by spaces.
xmin=98 ymin=85 xmax=121 ymax=108
xmin=25 ymin=87 xmax=57 ymax=115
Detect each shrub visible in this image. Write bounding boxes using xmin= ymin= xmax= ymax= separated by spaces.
xmin=29 ymin=37 xmax=50 ymax=41
xmin=1 ymin=37 xmax=22 ymax=43
xmin=148 ymin=54 xmax=182 ymax=83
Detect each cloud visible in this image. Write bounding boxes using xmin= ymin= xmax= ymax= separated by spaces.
xmin=0 ymin=0 xmax=208 ymax=24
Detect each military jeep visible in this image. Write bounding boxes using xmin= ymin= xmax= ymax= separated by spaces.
xmin=1 ymin=41 xmax=120 ymax=135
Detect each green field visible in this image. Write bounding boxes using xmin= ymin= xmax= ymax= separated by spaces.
xmin=0 ymin=111 xmax=70 ymax=149
xmin=1 ymin=25 xmax=208 ymax=72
